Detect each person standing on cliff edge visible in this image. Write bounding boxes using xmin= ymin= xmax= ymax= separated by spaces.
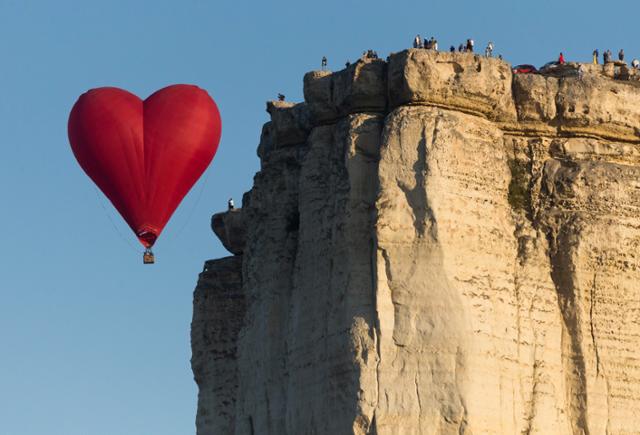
xmin=485 ymin=41 xmax=494 ymax=57
xmin=558 ymin=52 xmax=565 ymax=64
xmin=228 ymin=198 xmax=235 ymax=210
xmin=430 ymin=36 xmax=438 ymax=51
xmin=466 ymin=38 xmax=474 ymax=52
xmin=593 ymin=49 xmax=599 ymax=64
xmin=321 ymin=56 xmax=327 ymax=70
xmin=413 ymin=35 xmax=422 ymax=48
xmin=619 ymin=49 xmax=625 ymax=62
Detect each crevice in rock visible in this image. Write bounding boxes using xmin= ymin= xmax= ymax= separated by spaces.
xmin=397 ymin=120 xmax=441 ymax=240
xmin=589 ymin=271 xmax=601 ymax=376
xmin=368 ymin=202 xmax=382 ymax=435
xmin=398 ymin=126 xmax=428 ymax=237
xmin=546 ymin=218 xmax=591 ymax=435
xmin=553 ymin=78 xmax=565 ymax=136
xmin=414 ymin=372 xmax=423 ymax=428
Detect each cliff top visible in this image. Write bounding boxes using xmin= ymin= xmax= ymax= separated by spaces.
xmin=261 ymin=49 xmax=640 ymax=160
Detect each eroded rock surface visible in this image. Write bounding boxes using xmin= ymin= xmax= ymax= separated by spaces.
xmin=387 ymin=50 xmax=517 ymax=122
xmin=304 ymin=57 xmax=387 ymax=123
xmin=193 ymin=49 xmax=640 ymax=435
xmin=210 ymin=210 xmax=246 ymax=255
xmin=191 ymin=256 xmax=245 ymax=435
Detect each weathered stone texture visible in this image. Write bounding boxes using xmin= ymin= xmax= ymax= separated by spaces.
xmin=193 ymin=49 xmax=640 ymax=434
xmin=512 ymin=68 xmax=640 ymax=141
xmin=387 ymin=49 xmax=517 ymax=122
xmin=539 ymin=158 xmax=640 ymax=433
xmin=513 ymin=73 xmax=559 ymax=124
xmin=211 ymin=209 xmax=246 ymax=255
xmin=304 ymin=57 xmax=387 ymax=124
xmin=266 ymin=101 xmax=312 ymax=147
xmin=555 ymin=75 xmax=640 ymax=141
xmin=191 ymin=256 xmax=245 ymax=435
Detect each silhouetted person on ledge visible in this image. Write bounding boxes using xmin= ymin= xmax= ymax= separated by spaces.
xmin=426 ymin=36 xmax=437 ymax=50
xmin=619 ymin=49 xmax=625 ymax=61
xmin=228 ymin=198 xmax=235 ymax=210
xmin=321 ymin=56 xmax=327 ymax=70
xmin=413 ymin=34 xmax=422 ymax=48
xmin=277 ymin=93 xmax=285 ymax=101
xmin=485 ymin=41 xmax=494 ymax=57
xmin=466 ymin=38 xmax=474 ymax=52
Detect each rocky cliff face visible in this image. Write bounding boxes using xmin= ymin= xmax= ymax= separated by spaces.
xmin=191 ymin=49 xmax=640 ymax=434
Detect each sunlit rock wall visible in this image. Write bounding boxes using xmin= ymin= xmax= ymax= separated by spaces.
xmin=192 ymin=50 xmax=640 ymax=434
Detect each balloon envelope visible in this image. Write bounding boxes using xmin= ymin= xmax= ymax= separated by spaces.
xmin=68 ymin=84 xmax=222 ymax=248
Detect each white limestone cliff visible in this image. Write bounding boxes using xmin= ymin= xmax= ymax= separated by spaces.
xmin=192 ymin=50 xmax=640 ymax=434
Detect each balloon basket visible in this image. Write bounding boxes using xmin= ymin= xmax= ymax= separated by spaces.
xmin=143 ymin=249 xmax=155 ymax=265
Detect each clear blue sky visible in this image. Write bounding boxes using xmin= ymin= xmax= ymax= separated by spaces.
xmin=0 ymin=1 xmax=638 ymax=434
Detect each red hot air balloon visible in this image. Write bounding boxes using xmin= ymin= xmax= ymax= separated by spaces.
xmin=68 ymin=84 xmax=222 ymax=263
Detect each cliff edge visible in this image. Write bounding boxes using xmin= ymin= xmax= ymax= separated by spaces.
xmin=192 ymin=49 xmax=640 ymax=434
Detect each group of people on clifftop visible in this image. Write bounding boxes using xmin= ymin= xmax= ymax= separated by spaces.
xmin=362 ymin=49 xmax=379 ymax=59
xmin=410 ymin=35 xmax=640 ymax=69
xmin=596 ymin=48 xmax=623 ymax=64
xmin=592 ymin=49 xmax=639 ymax=68
xmin=413 ymin=35 xmax=496 ymax=58
xmin=556 ymin=49 xmax=639 ymax=70
xmin=302 ymin=40 xmax=640 ymax=98
xmin=413 ymin=35 xmax=439 ymax=51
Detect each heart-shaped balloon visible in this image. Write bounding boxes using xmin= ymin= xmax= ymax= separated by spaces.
xmin=68 ymin=84 xmax=222 ymax=248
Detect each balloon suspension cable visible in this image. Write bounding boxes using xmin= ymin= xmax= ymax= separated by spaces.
xmin=92 ymin=186 xmax=139 ymax=254
xmin=166 ymin=167 xmax=211 ymax=244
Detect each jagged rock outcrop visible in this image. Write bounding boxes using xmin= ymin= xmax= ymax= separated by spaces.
xmin=191 ymin=256 xmax=245 ymax=434
xmin=192 ymin=50 xmax=640 ymax=434
xmin=387 ymin=50 xmax=517 ymax=122
xmin=211 ymin=210 xmax=246 ymax=255
xmin=304 ymin=58 xmax=387 ymax=123
xmin=512 ymin=62 xmax=640 ymax=141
